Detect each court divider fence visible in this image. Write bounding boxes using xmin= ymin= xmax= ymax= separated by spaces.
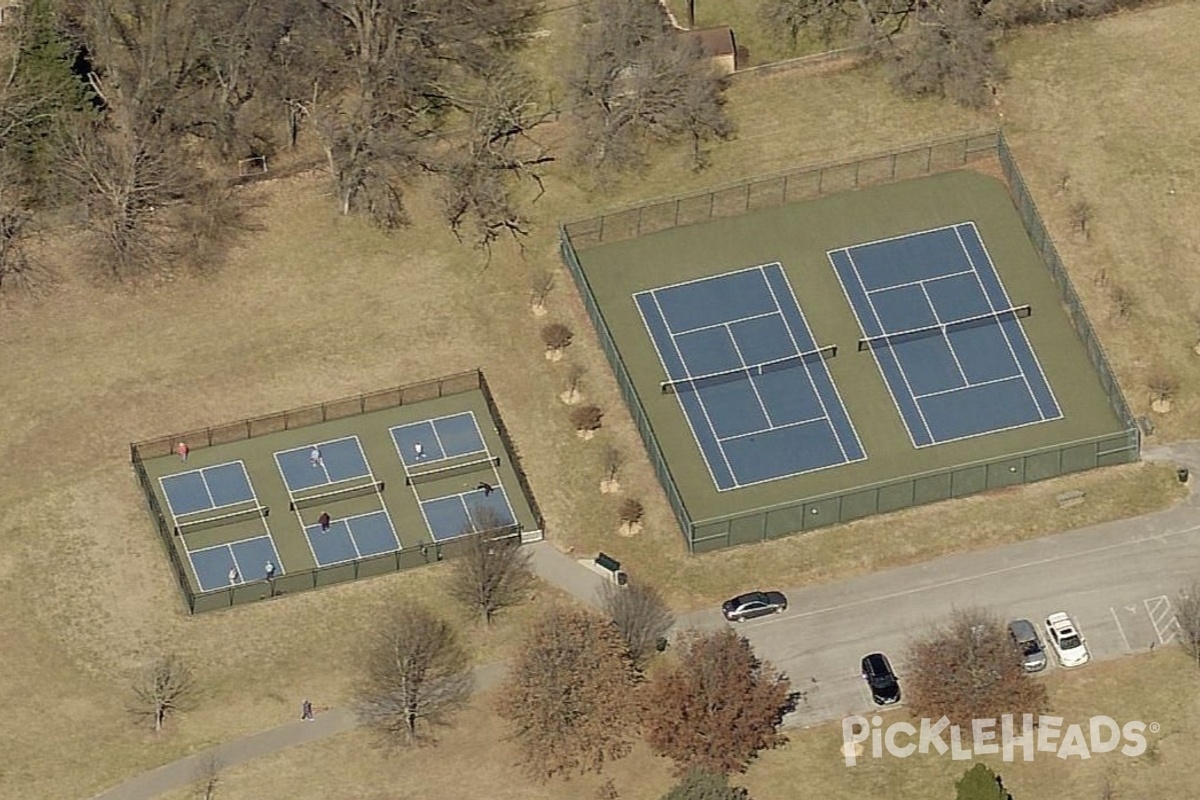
xmin=131 ymin=369 xmax=546 ymax=613
xmin=559 ymin=130 xmax=1140 ymax=553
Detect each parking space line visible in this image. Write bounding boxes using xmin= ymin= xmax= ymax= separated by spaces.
xmin=1108 ymin=607 xmax=1133 ymax=652
xmin=1145 ymin=595 xmax=1181 ymax=645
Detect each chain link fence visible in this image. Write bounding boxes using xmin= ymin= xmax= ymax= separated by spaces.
xmin=560 ymin=130 xmax=1139 ymax=552
xmin=131 ymin=369 xmax=544 ymax=613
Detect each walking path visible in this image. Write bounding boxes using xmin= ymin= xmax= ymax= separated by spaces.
xmin=91 ymin=447 xmax=1197 ymax=799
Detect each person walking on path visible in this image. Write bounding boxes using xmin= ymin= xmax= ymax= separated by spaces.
xmin=309 ymin=446 xmax=323 ymax=469
xmin=175 ymin=442 xmax=189 ymax=462
xmin=318 ymin=512 xmax=331 ymax=532
xmin=301 ymin=700 xmax=314 ymax=721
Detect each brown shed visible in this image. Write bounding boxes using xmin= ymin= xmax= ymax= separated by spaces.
xmin=678 ymin=26 xmax=739 ymax=74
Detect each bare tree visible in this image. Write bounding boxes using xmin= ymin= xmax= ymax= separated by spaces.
xmin=498 ymin=607 xmax=639 ymax=778
xmin=888 ymin=0 xmax=1004 ymax=109
xmin=759 ymin=0 xmax=859 ymax=46
xmin=1070 ymin=199 xmax=1094 ymax=239
xmin=447 ymin=509 xmax=536 ymax=625
xmin=905 ymin=608 xmax=1048 ymax=730
xmin=130 ymin=653 xmax=196 ymax=733
xmin=602 ymin=445 xmax=624 ymax=487
xmin=194 ymin=753 xmax=222 ymax=800
xmin=1175 ymin=583 xmax=1200 ymax=670
xmin=357 ymin=603 xmax=474 ymax=746
xmin=435 ymin=66 xmax=555 ymax=258
xmin=571 ymin=0 xmax=733 ymax=173
xmin=599 ymin=577 xmax=674 ymax=666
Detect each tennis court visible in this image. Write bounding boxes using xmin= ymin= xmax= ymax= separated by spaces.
xmin=418 ymin=485 xmax=518 ymax=542
xmin=635 ymin=263 xmax=866 ymax=491
xmin=830 ymin=222 xmax=1062 ymax=447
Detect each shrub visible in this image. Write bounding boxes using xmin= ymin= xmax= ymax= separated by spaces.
xmin=618 ymin=498 xmax=644 ymax=525
xmin=570 ymin=404 xmax=603 ymax=432
xmin=541 ymin=322 xmax=573 ymax=351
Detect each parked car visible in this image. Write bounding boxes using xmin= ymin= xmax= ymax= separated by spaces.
xmin=721 ymin=590 xmax=787 ymax=622
xmin=861 ymin=652 xmax=901 ymax=705
xmin=1008 ymin=619 xmax=1047 ymax=672
xmin=1044 ymin=612 xmax=1089 ymax=667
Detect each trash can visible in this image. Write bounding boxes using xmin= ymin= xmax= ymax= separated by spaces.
xmin=1178 ymin=468 xmax=1190 ymax=484
xmin=616 ymin=571 xmax=628 ymax=586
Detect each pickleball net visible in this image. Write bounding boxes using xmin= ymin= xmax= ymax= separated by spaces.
xmin=858 ymin=305 xmax=1031 ymax=352
xmin=406 ymin=456 xmax=501 ymax=486
xmin=289 ymin=481 xmax=384 ymax=511
xmin=174 ymin=505 xmax=269 ymax=536
xmin=660 ymin=344 xmax=838 ymax=395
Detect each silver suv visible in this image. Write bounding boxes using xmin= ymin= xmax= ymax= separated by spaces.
xmin=1008 ymin=619 xmax=1047 ymax=672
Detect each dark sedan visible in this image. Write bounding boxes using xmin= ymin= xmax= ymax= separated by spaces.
xmin=861 ymin=652 xmax=901 ymax=705
xmin=722 ymin=590 xmax=788 ymax=622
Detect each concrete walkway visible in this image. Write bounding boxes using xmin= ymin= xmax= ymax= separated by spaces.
xmin=90 ymin=444 xmax=1198 ymax=799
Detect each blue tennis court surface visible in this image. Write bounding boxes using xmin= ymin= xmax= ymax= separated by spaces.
xmin=420 ymin=486 xmax=517 ymax=542
xmin=303 ymin=510 xmax=401 ymax=566
xmin=635 ymin=264 xmax=866 ymax=491
xmin=160 ymin=462 xmax=255 ymax=517
xmin=391 ymin=412 xmax=486 ymax=468
xmin=830 ymin=222 xmax=1062 ymax=447
xmin=189 ymin=534 xmax=283 ymax=591
xmin=274 ymin=437 xmax=371 ymax=493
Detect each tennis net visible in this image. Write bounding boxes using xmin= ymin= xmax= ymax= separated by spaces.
xmin=175 ymin=505 xmax=269 ymax=536
xmin=857 ymin=305 xmax=1031 ymax=352
xmin=406 ymin=456 xmax=500 ymax=486
xmin=660 ymin=345 xmax=837 ymax=395
xmin=289 ymin=481 xmax=384 ymax=511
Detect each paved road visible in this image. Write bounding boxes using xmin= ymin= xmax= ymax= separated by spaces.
xmin=677 ymin=442 xmax=1200 ymax=727
xmin=93 ymin=444 xmax=1200 ymax=798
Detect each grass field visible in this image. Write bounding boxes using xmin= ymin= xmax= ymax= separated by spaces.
xmin=3 ymin=2 xmax=1200 ymax=798
xmin=151 ymin=647 xmax=1200 ymax=800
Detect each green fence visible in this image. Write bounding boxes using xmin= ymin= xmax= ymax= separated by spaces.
xmin=560 ymin=130 xmax=1139 ymax=553
xmin=563 ymin=131 xmax=1003 ymax=247
xmin=996 ymin=131 xmax=1139 ymax=436
xmin=131 ymin=369 xmax=544 ymax=613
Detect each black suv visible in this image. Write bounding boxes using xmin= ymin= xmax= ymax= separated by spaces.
xmin=861 ymin=652 xmax=901 ymax=705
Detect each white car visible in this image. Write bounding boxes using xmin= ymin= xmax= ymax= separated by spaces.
xmin=1044 ymin=612 xmax=1089 ymax=667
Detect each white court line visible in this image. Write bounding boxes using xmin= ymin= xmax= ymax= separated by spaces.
xmin=957 ymin=223 xmax=1064 ymax=422
xmin=633 ymin=293 xmax=725 ymax=490
xmin=632 ymin=261 xmax=783 ymax=295
xmin=758 ymin=265 xmax=849 ymax=463
xmin=717 ymin=415 xmax=828 ymax=443
xmin=673 ymin=310 xmax=781 ymax=337
xmin=914 ymin=374 xmax=1023 ymax=400
xmin=725 ymin=322 xmax=775 ymax=427
xmin=651 ymin=291 xmax=739 ymax=484
xmin=844 ymin=249 xmax=935 ymax=445
xmin=767 ymin=265 xmax=867 ymax=463
xmin=865 ymin=268 xmax=976 ymax=295
xmin=954 ymin=224 xmax=1043 ymax=419
xmin=359 ymin=438 xmax=402 ymax=553
xmin=828 ymin=222 xmax=968 ymax=256
xmin=919 ymin=281 xmax=970 ymax=387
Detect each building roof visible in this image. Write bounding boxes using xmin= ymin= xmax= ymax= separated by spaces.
xmin=678 ymin=26 xmax=736 ymax=59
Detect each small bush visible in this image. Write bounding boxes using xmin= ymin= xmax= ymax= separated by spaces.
xmin=618 ymin=498 xmax=644 ymax=525
xmin=541 ymin=322 xmax=573 ymax=351
xmin=570 ymin=404 xmax=603 ymax=432
xmin=1148 ymin=370 xmax=1180 ymax=402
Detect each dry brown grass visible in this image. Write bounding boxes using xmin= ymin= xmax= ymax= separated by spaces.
xmin=153 ymin=648 xmax=1200 ymax=800
xmin=3 ymin=3 xmax=1199 ymax=799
